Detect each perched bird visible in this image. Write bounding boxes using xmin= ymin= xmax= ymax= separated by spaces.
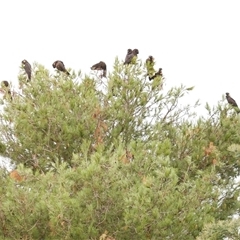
xmin=146 ymin=56 xmax=156 ymax=80
xmin=226 ymin=92 xmax=240 ymax=113
xmin=149 ymin=68 xmax=163 ymax=81
xmin=146 ymin=56 xmax=154 ymax=65
xmin=124 ymin=49 xmax=132 ymax=64
xmin=52 ymin=60 xmax=70 ymax=75
xmin=154 ymin=68 xmax=163 ymax=77
xmin=22 ymin=59 xmax=32 ymax=81
xmin=126 ymin=49 xmax=132 ymax=54
xmin=1 ymin=80 xmax=12 ymax=100
xmin=124 ymin=48 xmax=139 ymax=64
xmin=91 ymin=61 xmax=107 ymax=78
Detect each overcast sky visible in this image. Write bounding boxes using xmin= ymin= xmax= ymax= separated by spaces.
xmin=1 ymin=0 xmax=240 ymax=114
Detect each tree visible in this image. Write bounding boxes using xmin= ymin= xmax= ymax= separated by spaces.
xmin=0 ymin=58 xmax=240 ymax=239
xmin=1 ymin=63 xmax=101 ymax=171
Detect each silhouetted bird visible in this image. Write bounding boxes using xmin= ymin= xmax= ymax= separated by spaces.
xmin=91 ymin=61 xmax=107 ymax=78
xmin=52 ymin=60 xmax=70 ymax=75
xmin=226 ymin=92 xmax=240 ymax=113
xmin=124 ymin=49 xmax=132 ymax=64
xmin=124 ymin=48 xmax=139 ymax=64
xmin=149 ymin=68 xmax=163 ymax=81
xmin=1 ymin=80 xmax=12 ymax=100
xmin=22 ymin=59 xmax=32 ymax=81
xmin=146 ymin=56 xmax=154 ymax=65
xmin=146 ymin=56 xmax=156 ymax=80
xmin=127 ymin=49 xmax=132 ymax=54
xmin=155 ymin=68 xmax=163 ymax=77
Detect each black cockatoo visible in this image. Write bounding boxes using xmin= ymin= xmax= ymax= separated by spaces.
xmin=124 ymin=48 xmax=139 ymax=64
xmin=149 ymin=68 xmax=163 ymax=81
xmin=91 ymin=61 xmax=107 ymax=78
xmin=22 ymin=59 xmax=32 ymax=81
xmin=226 ymin=92 xmax=240 ymax=113
xmin=52 ymin=60 xmax=70 ymax=75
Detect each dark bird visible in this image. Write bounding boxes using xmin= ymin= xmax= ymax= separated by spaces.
xmin=149 ymin=68 xmax=163 ymax=81
xmin=124 ymin=48 xmax=139 ymax=64
xmin=52 ymin=60 xmax=70 ymax=75
xmin=146 ymin=56 xmax=154 ymax=65
xmin=91 ymin=61 xmax=107 ymax=78
xmin=154 ymin=68 xmax=163 ymax=77
xmin=22 ymin=59 xmax=32 ymax=81
xmin=1 ymin=80 xmax=12 ymax=100
xmin=226 ymin=92 xmax=240 ymax=113
xmin=124 ymin=49 xmax=132 ymax=65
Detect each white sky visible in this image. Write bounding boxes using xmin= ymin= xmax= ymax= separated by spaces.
xmin=1 ymin=0 xmax=240 ymax=113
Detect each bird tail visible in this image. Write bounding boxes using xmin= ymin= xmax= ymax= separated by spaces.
xmin=102 ymin=70 xmax=106 ymax=78
xmin=66 ymin=71 xmax=70 ymax=75
xmin=27 ymin=73 xmax=31 ymax=82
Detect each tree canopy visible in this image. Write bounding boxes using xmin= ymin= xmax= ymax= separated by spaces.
xmin=0 ymin=58 xmax=240 ymax=239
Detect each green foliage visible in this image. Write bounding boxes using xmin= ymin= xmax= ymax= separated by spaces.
xmin=197 ymin=219 xmax=240 ymax=240
xmin=0 ymin=147 xmax=215 ymax=239
xmin=1 ymin=64 xmax=100 ymax=171
xmin=0 ymin=141 xmax=6 ymax=154
xmin=0 ymin=59 xmax=240 ymax=239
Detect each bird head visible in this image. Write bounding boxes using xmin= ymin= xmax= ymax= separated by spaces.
xmin=148 ymin=56 xmax=154 ymax=62
xmin=226 ymin=92 xmax=230 ymax=96
xmin=133 ymin=49 xmax=139 ymax=55
xmin=127 ymin=49 xmax=132 ymax=54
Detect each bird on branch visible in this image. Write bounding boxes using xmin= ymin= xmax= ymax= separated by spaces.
xmin=226 ymin=92 xmax=240 ymax=113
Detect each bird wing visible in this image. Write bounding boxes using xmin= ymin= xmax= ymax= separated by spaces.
xmin=230 ymin=97 xmax=238 ymax=107
xmin=91 ymin=62 xmax=101 ymax=70
xmin=56 ymin=61 xmax=66 ymax=71
xmin=227 ymin=96 xmax=238 ymax=107
xmin=59 ymin=61 xmax=65 ymax=66
xmin=24 ymin=62 xmax=31 ymax=80
xmin=100 ymin=61 xmax=107 ymax=70
xmin=124 ymin=53 xmax=134 ymax=64
xmin=91 ymin=62 xmax=107 ymax=71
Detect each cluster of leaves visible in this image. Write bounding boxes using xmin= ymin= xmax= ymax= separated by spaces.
xmin=0 ymin=150 xmax=216 ymax=239
xmin=0 ymin=59 xmax=240 ymax=239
